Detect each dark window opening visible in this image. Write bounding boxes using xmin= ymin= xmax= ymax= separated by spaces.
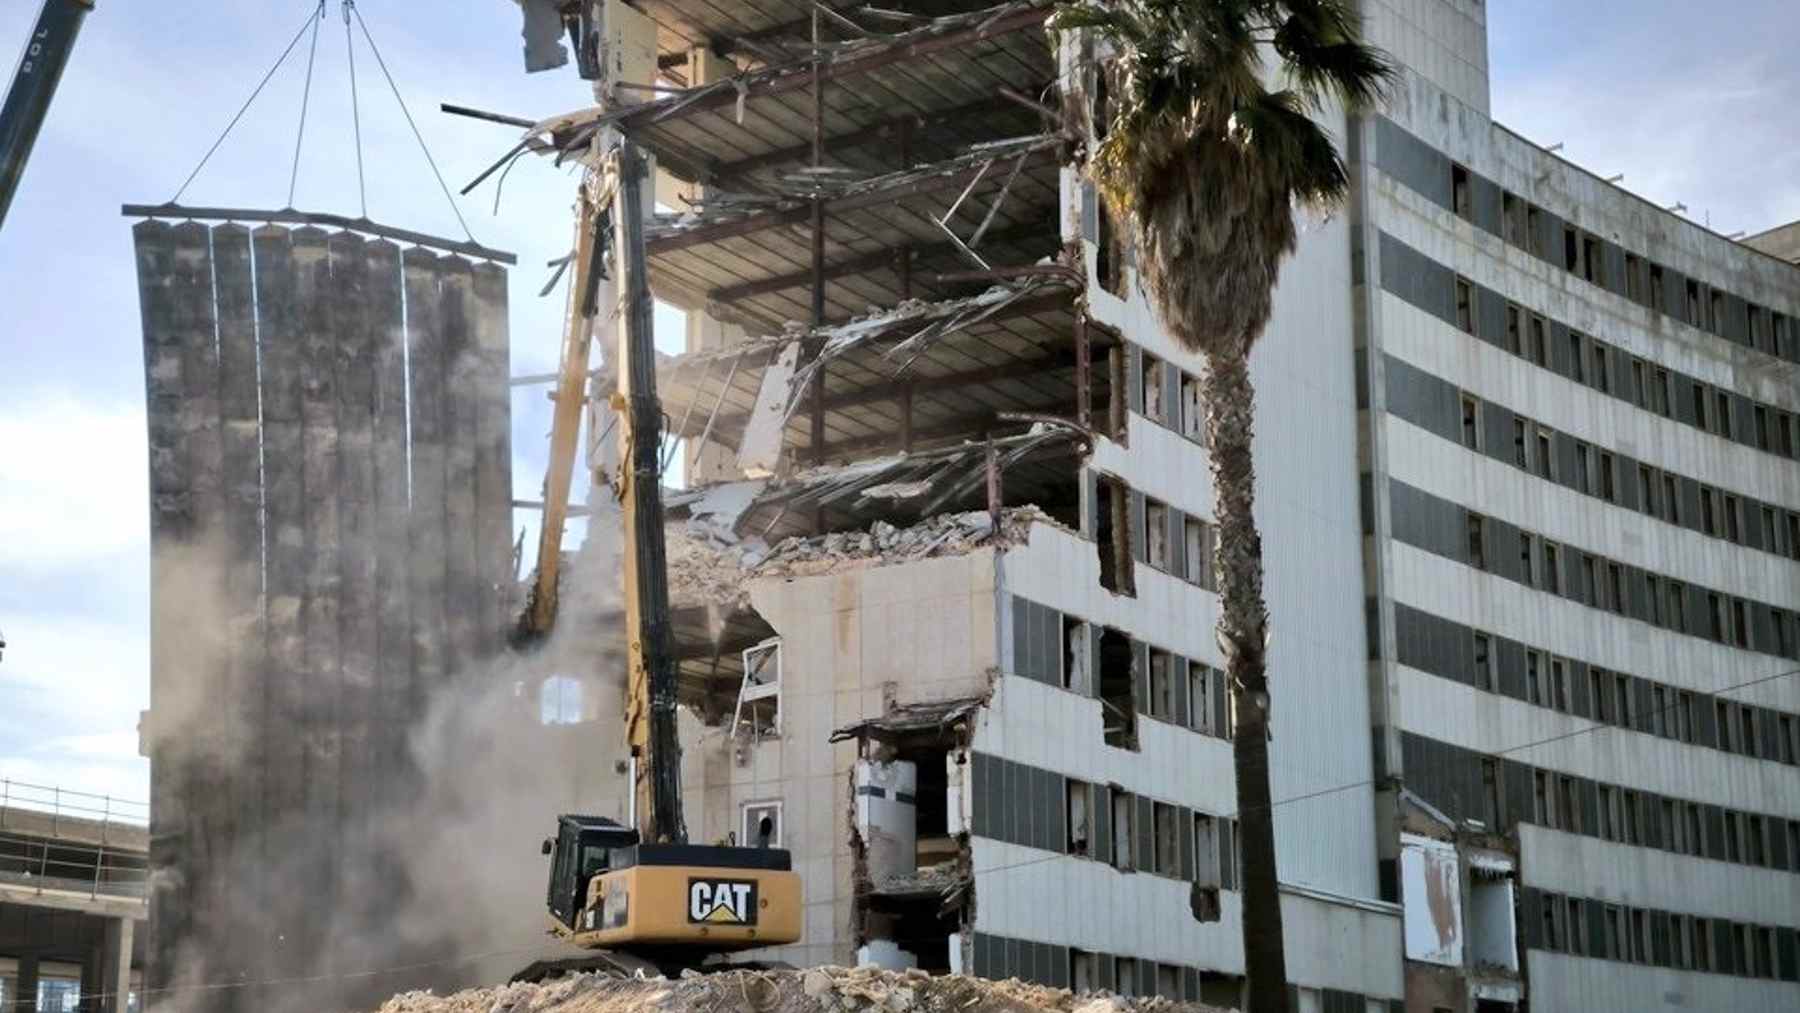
xmin=1452 ymin=164 xmax=1472 ymax=220
xmin=1649 ymin=264 xmax=1666 ymax=312
xmin=1551 ymin=657 xmax=1569 ymax=712
xmin=1667 ymin=581 xmax=1686 ymax=630
xmin=1526 ymin=206 xmax=1543 ymax=255
xmin=1094 ymin=474 xmax=1135 ymax=596
xmin=1651 ymin=367 xmax=1671 ymax=416
xmin=1461 ymin=393 xmax=1481 ymax=449
xmin=1455 ymin=277 xmax=1474 ymax=333
xmin=1615 ymin=673 xmax=1632 ymax=729
xmin=1607 ymin=562 xmax=1624 ymax=616
xmin=1480 ymin=758 xmax=1501 ymax=830
xmin=1724 ymin=494 xmax=1741 ymax=543
xmin=1526 ymin=650 xmax=1542 ymax=705
xmin=1647 ymin=575 xmax=1663 ymax=625
xmin=1473 ymin=633 xmax=1493 ymax=691
xmin=1529 ymin=314 xmax=1548 ymax=366
xmin=1630 ymin=358 xmax=1647 ymax=408
xmin=1502 ymin=191 xmax=1524 ymax=245
xmin=1563 ymin=226 xmax=1580 ymax=273
xmin=1153 ymin=801 xmax=1180 ymax=876
xmin=1701 ymin=487 xmax=1718 ymax=535
xmin=1599 ymin=452 xmax=1615 ymax=502
xmin=1583 ymin=235 xmax=1604 ymax=286
xmin=1591 ymin=668 xmax=1611 ymax=724
xmin=1098 ymin=627 xmax=1138 ymax=750
xmin=1505 ymin=303 xmax=1522 ymax=354
xmin=1708 ymin=593 xmax=1726 ymax=643
xmin=1569 ymin=331 xmax=1586 ymax=383
xmin=1519 ymin=531 xmax=1537 ymax=586
xmin=1575 ymin=443 xmax=1592 ymax=494
xmin=1513 ymin=418 xmax=1529 ymax=469
xmin=1535 ymin=429 xmax=1554 ymax=480
xmin=1625 ymin=254 xmax=1644 ymax=301
xmin=1709 ymin=290 xmax=1725 ymax=335
xmin=1692 ymin=382 xmax=1709 ymax=430
xmin=1663 ymin=474 xmax=1680 ymax=525
xmin=1637 ymin=465 xmax=1654 ymax=515
xmin=1685 ymin=280 xmax=1702 ymax=326
xmin=1716 ymin=390 xmax=1732 ymax=438
xmin=1754 ymin=406 xmax=1770 ymax=450
xmin=1109 ymin=787 xmax=1136 ymax=870
xmin=1542 ymin=542 xmax=1560 ymax=594
xmin=1467 ymin=512 xmax=1487 ymax=570
xmin=1592 ymin=343 xmax=1609 ymax=393
xmin=1732 ymin=599 xmax=1749 ymax=649
xmin=1096 ymin=202 xmax=1126 ymax=297
xmin=1749 ymin=306 xmax=1768 ymax=351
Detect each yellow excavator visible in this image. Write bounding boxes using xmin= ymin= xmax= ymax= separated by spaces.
xmin=510 ymin=139 xmax=800 ymax=982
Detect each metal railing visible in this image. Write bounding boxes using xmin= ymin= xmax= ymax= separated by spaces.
xmin=0 ymin=778 xmax=148 ymax=833
xmin=0 ymin=779 xmax=149 ymax=904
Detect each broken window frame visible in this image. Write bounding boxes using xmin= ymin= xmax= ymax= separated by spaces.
xmin=733 ymin=637 xmax=783 ymax=739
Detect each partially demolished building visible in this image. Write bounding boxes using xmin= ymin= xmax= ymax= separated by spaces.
xmin=519 ymin=0 xmax=1394 ymax=1008
xmin=509 ymin=1 xmax=1800 ymax=1012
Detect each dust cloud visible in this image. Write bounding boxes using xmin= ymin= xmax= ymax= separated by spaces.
xmin=147 ymin=524 xmax=632 ymax=1013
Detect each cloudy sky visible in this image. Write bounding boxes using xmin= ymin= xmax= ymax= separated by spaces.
xmin=1 ymin=0 xmax=1795 ymax=811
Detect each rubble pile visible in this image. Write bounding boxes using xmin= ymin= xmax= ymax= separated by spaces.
xmin=666 ymin=508 xmax=1050 ymax=608
xmin=376 ymin=965 xmax=1223 ymax=1013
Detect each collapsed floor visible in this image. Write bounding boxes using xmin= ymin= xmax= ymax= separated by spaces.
xmin=377 ymin=967 xmax=1225 ymax=1013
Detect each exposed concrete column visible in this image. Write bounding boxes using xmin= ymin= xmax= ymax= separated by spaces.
xmin=101 ymin=918 xmax=133 ymax=1013
xmin=16 ymin=954 xmax=40 ymax=1013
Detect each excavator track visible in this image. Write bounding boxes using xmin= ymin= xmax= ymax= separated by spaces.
xmin=510 ymin=952 xmax=794 ymax=984
xmin=510 ymin=951 xmax=662 ymax=984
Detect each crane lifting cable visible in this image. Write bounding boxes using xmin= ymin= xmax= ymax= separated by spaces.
xmin=139 ymin=0 xmax=497 ymax=260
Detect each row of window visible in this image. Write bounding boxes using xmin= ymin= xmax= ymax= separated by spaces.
xmin=1404 ymin=732 xmax=1800 ymax=879
xmin=1135 ymin=346 xmax=1209 ymax=445
xmin=1380 ymin=231 xmax=1799 ymax=468
xmin=1455 ymin=388 xmax=1800 ymax=564
xmin=1463 ymin=504 xmax=1798 ymax=657
xmin=1435 ymin=137 xmax=1797 ymax=365
xmin=1399 ymin=601 xmax=1800 ymax=769
xmin=1011 ymin=593 xmax=1232 ymax=752
xmin=1462 ymin=624 xmax=1799 ymax=765
xmin=1523 ymin=763 xmax=1798 ymax=877
xmin=1451 ymin=275 xmax=1800 ymax=461
xmin=1064 ymin=778 xmax=1241 ymax=892
xmin=1526 ymin=888 xmax=1798 ymax=982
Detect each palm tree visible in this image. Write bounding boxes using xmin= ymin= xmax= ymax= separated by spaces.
xmin=1049 ymin=3 xmax=1393 ymax=1010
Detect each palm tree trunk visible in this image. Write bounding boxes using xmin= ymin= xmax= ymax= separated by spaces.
xmin=1203 ymin=347 xmax=1288 ymax=1013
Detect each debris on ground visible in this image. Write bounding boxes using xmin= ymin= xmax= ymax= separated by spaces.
xmin=666 ymin=507 xmax=1050 ymax=608
xmin=375 ymin=965 xmax=1224 ymax=1013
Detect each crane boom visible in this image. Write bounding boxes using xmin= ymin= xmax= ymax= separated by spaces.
xmin=0 ymin=0 xmax=92 ymax=231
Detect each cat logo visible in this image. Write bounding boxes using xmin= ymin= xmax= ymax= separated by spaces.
xmin=688 ymin=878 xmax=758 ymax=925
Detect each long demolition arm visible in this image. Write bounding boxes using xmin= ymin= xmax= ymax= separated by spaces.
xmin=614 ymin=139 xmax=685 ymax=845
xmin=516 ymin=180 xmax=605 ymax=641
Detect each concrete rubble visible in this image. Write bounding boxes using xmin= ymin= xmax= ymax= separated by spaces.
xmin=375 ymin=966 xmax=1223 ymax=1013
xmin=666 ymin=507 xmax=1051 ymax=609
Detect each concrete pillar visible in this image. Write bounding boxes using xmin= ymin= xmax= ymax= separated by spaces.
xmin=16 ymin=954 xmax=40 ymax=1013
xmin=101 ymin=919 xmax=133 ymax=1013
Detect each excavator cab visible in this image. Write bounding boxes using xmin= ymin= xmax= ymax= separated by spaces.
xmin=533 ymin=813 xmax=803 ymax=976
xmin=544 ymin=815 xmax=640 ymax=930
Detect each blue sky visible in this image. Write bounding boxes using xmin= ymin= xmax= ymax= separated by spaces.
xmin=1 ymin=0 xmax=1795 ymax=809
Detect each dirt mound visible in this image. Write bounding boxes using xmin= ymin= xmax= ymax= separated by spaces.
xmin=375 ymin=966 xmax=1223 ymax=1013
